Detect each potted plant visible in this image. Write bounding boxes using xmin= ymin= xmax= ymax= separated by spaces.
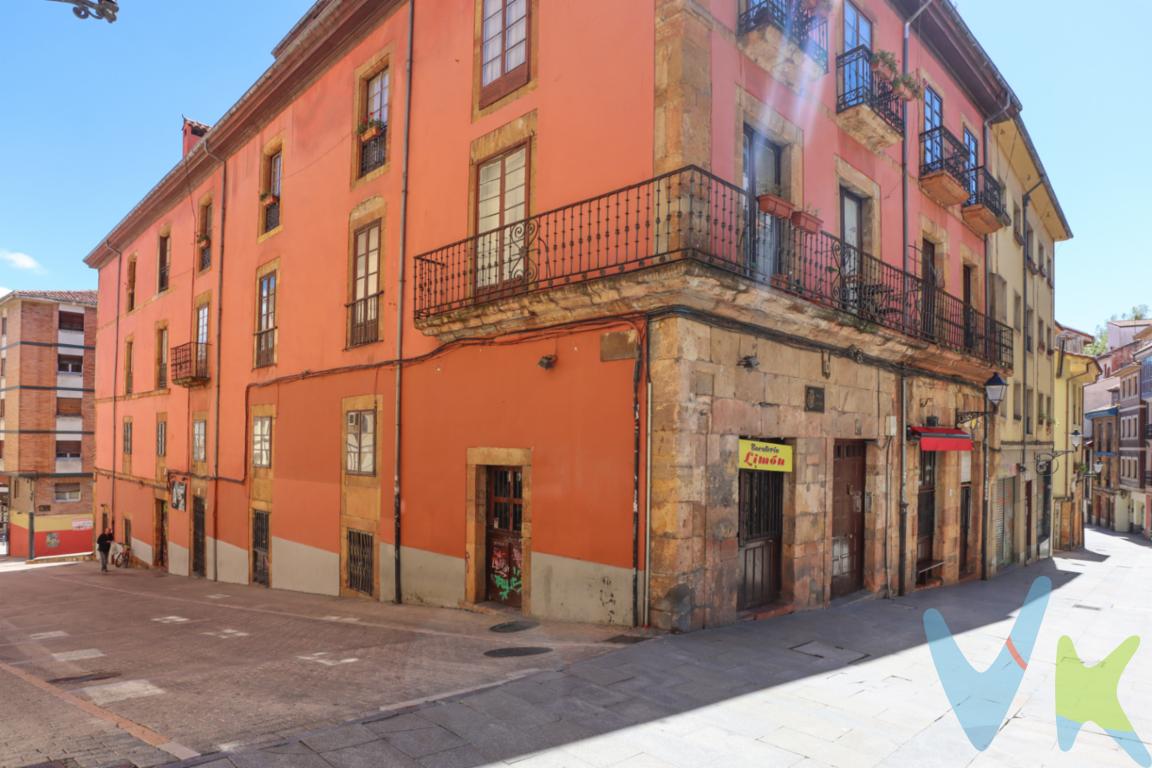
xmin=801 ymin=0 xmax=833 ymax=15
xmin=791 ymin=204 xmax=822 ymax=234
xmin=757 ymin=186 xmax=794 ymax=219
xmin=358 ymin=119 xmax=385 ymax=142
xmin=890 ymin=73 xmax=923 ymax=102
xmin=870 ymin=50 xmax=898 ymax=80
xmin=260 ymin=192 xmax=279 ymax=208
xmin=195 ymin=232 xmax=210 ymax=247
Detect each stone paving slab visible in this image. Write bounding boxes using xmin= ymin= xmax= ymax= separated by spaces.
xmin=9 ymin=529 xmax=1152 ymax=767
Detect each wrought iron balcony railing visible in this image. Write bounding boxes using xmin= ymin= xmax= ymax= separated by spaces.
xmin=737 ymin=0 xmax=829 ymax=71
xmin=255 ymin=328 xmax=276 ymax=368
xmin=414 ymin=166 xmax=1013 ymax=369
xmin=1145 ymin=423 xmax=1152 ymax=440
xmin=836 ymin=46 xmax=903 ymax=134
xmin=965 ymin=167 xmax=1007 ymax=218
xmin=360 ymin=133 xmax=387 ymax=177
xmin=171 ymin=342 xmax=210 ymax=387
xmin=264 ymin=200 xmax=281 ymax=233
xmin=920 ymin=126 xmax=968 ymax=181
xmin=347 ymin=293 xmax=381 ymax=347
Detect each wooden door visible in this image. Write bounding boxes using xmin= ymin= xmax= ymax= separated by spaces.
xmin=486 ymin=467 xmax=524 ymax=607
xmin=153 ymin=499 xmax=168 ymax=569
xmin=738 ymin=467 xmax=784 ymax=609
xmin=840 ymin=188 xmax=864 ymax=309
xmin=191 ymin=496 xmax=206 ymax=577
xmin=832 ymin=441 xmax=866 ymax=598
xmin=921 ymin=239 xmax=938 ymax=340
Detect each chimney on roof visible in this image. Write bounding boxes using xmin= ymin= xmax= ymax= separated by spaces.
xmin=182 ymin=117 xmax=210 ymax=157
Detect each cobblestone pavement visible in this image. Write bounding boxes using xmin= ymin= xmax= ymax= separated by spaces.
xmin=0 ymin=559 xmax=635 ymax=768
xmin=6 ymin=528 xmax=1152 ymax=767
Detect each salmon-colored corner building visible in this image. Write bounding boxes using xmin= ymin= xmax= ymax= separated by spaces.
xmin=85 ymin=0 xmax=1070 ymax=629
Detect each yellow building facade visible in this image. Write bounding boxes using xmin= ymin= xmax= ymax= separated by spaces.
xmin=985 ymin=117 xmax=1072 ymax=570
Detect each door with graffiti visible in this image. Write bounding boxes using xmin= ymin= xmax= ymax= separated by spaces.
xmin=486 ymin=466 xmax=524 ymax=608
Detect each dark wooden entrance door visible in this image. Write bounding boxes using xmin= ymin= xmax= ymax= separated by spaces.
xmin=154 ymin=499 xmax=168 ymax=569
xmin=959 ymin=483 xmax=972 ymax=576
xmin=486 ymin=467 xmax=524 ymax=607
xmin=192 ymin=495 xmax=206 ymax=577
xmin=252 ymin=510 xmax=270 ymax=587
xmin=916 ymin=451 xmax=938 ymax=583
xmin=1025 ymin=480 xmax=1033 ymax=555
xmin=831 ymin=441 xmax=866 ymax=598
xmin=738 ymin=466 xmax=784 ymax=609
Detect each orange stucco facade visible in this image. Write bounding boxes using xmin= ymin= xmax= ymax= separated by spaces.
xmin=87 ymin=0 xmax=1064 ymax=628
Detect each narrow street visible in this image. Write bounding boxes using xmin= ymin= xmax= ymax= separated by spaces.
xmin=3 ymin=528 xmax=1150 ymax=767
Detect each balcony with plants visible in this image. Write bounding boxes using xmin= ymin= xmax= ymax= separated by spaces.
xmin=835 ymin=48 xmax=915 ymax=152
xmin=413 ymin=166 xmax=1013 ymax=372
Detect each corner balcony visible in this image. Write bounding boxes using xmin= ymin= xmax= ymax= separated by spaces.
xmin=961 ymin=167 xmax=1010 ymax=235
xmin=171 ymin=342 xmax=210 ymax=387
xmin=414 ymin=167 xmax=1013 ymax=374
xmin=737 ymin=0 xmax=829 ymax=88
xmin=919 ymin=127 xmax=970 ymax=207
xmin=835 ymin=47 xmax=903 ymax=152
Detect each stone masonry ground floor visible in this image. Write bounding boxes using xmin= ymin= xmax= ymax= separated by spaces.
xmin=1 ymin=527 xmax=1148 ymax=767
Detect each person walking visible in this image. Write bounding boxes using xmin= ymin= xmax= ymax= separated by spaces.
xmin=96 ymin=528 xmax=113 ymax=573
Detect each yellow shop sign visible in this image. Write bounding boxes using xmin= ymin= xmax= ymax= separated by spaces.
xmin=738 ymin=439 xmax=793 ymax=472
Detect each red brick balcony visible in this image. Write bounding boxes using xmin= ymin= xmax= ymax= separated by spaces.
xmin=413 ymin=167 xmax=1013 ymax=369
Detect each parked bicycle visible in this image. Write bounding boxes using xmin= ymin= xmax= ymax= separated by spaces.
xmin=110 ymin=542 xmax=132 ymax=568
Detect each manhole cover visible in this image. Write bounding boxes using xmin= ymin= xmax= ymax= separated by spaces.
xmin=484 ymin=646 xmax=553 ymax=658
xmin=790 ymin=641 xmax=869 ymax=664
xmin=46 ymin=671 xmax=121 ymax=686
xmin=489 ymin=620 xmax=539 ymax=633
xmin=603 ymin=634 xmax=650 ymax=645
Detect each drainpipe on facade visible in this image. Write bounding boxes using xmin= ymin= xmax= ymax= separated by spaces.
xmin=630 ymin=328 xmax=643 ymax=628
xmin=106 ymin=242 xmax=123 ymax=541
xmin=391 ymin=0 xmax=416 ymax=604
xmin=898 ymin=373 xmax=908 ymax=595
xmin=202 ymin=141 xmax=229 ymax=582
xmin=1021 ymin=177 xmax=1044 ymax=562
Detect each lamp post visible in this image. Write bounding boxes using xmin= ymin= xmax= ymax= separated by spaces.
xmin=45 ymin=0 xmax=118 ymax=22
xmin=955 ymin=373 xmax=1006 ymax=581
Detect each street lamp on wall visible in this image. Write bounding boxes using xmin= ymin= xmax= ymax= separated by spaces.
xmin=45 ymin=0 xmax=118 ymax=22
xmin=956 ymin=373 xmax=1007 ymax=425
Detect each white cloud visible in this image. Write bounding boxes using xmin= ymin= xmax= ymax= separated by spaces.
xmin=0 ymin=250 xmax=42 ymax=272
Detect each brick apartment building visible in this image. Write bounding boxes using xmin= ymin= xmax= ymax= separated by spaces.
xmin=84 ymin=0 xmax=1072 ymax=629
xmin=1 ymin=291 xmax=97 ymax=559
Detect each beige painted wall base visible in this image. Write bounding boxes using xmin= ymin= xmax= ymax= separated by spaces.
xmin=168 ymin=542 xmax=189 ymax=577
xmin=531 ymin=551 xmax=638 ymax=625
xmin=212 ymin=538 xmax=249 ymax=585
xmin=130 ymin=537 xmax=153 ymax=568
xmin=270 ymin=536 xmax=338 ymax=596
xmin=379 ymin=543 xmax=465 ymax=607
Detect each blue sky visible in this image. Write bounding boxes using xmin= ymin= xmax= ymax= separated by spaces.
xmin=0 ymin=1 xmax=1140 ymax=334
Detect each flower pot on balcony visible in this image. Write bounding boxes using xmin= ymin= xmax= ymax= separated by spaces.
xmin=801 ymin=0 xmax=833 ymax=15
xmin=261 ymin=194 xmax=279 ymax=208
xmin=791 ymin=209 xmax=823 ymax=234
xmin=757 ymin=193 xmax=794 ymax=219
xmin=360 ymin=125 xmax=382 ymax=142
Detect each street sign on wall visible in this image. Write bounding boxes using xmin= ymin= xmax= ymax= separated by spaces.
xmin=738 ymin=439 xmax=793 ymax=472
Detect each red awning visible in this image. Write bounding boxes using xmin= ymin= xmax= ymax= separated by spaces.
xmin=909 ymin=426 xmax=974 ymax=452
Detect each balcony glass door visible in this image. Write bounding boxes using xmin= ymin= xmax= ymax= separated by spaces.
xmin=923 ymin=87 xmax=943 ymax=169
xmin=921 ymin=239 xmax=937 ymax=340
xmin=743 ymin=125 xmax=782 ymax=276
xmin=840 ymin=188 xmax=863 ymax=309
xmin=476 ymin=146 xmax=528 ymax=291
xmin=963 ymin=128 xmax=978 ymax=200
xmin=842 ymin=2 xmax=873 ymax=108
